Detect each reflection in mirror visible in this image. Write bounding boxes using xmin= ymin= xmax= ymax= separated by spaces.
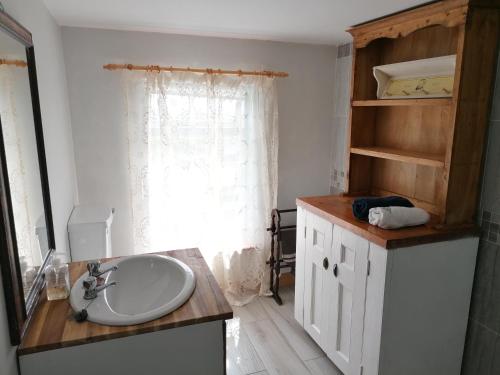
xmin=0 ymin=30 xmax=49 ymax=299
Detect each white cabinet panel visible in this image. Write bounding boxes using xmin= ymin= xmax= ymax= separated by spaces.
xmin=324 ymin=226 xmax=368 ymax=375
xmin=295 ymin=206 xmax=478 ymax=375
xmin=294 ymin=207 xmax=306 ymax=327
xmin=303 ymin=213 xmax=333 ymax=343
xmin=360 ymin=243 xmax=387 ymax=375
xmin=19 ymin=321 xmax=225 ymax=375
xmin=376 ymin=238 xmax=478 ymax=375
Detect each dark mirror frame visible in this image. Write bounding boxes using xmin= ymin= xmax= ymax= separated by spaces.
xmin=0 ymin=10 xmax=55 ymax=345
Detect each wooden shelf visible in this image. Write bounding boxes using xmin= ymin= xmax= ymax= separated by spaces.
xmin=350 ymin=146 xmax=445 ymax=167
xmin=352 ymin=98 xmax=452 ymax=107
xmin=346 ymin=0 xmax=499 ymax=225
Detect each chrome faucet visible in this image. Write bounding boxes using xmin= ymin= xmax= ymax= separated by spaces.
xmin=87 ymin=260 xmax=118 ymax=278
xmin=83 ymin=275 xmax=117 ymax=300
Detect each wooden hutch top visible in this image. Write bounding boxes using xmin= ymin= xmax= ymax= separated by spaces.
xmin=344 ymin=0 xmax=500 ymax=225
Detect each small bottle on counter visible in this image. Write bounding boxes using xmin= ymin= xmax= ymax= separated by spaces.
xmin=45 ymin=253 xmax=70 ymax=301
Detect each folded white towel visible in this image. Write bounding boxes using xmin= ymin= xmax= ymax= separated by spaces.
xmin=368 ymin=206 xmax=430 ymax=229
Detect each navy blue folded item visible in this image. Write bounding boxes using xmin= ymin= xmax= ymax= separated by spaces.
xmin=352 ymin=196 xmax=414 ymax=221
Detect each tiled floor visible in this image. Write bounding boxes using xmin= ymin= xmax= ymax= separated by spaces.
xmin=226 ymin=287 xmax=342 ymax=375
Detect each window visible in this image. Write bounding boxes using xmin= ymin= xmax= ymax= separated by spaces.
xmin=124 ymin=72 xmax=278 ymax=304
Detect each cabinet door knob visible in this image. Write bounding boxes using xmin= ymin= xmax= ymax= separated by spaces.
xmin=323 ymin=257 xmax=329 ymax=270
xmin=333 ymin=264 xmax=338 ymax=277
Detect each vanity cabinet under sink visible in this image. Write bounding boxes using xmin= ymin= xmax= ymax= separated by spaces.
xmin=294 ymin=199 xmax=478 ymax=375
xmin=17 ymin=248 xmax=233 ymax=375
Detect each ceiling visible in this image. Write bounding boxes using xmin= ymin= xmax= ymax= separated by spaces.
xmin=43 ymin=0 xmax=431 ymax=45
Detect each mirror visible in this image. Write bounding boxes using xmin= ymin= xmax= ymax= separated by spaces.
xmin=0 ymin=26 xmax=48 ymax=296
xmin=0 ymin=10 xmax=55 ymax=345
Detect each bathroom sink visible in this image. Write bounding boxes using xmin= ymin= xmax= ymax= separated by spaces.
xmin=70 ymin=254 xmax=196 ymax=325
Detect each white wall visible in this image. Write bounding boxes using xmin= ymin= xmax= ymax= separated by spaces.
xmin=62 ymin=27 xmax=336 ymax=255
xmin=0 ymin=0 xmax=78 ymax=374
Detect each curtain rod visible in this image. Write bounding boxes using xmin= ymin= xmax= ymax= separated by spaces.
xmin=0 ymin=59 xmax=27 ymax=68
xmin=103 ymin=63 xmax=289 ymax=78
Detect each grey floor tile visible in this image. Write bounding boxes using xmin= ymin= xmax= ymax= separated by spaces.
xmin=226 ymin=316 xmax=266 ymax=375
xmin=259 ymin=294 xmax=324 ymax=361
xmin=245 ymin=319 xmax=312 ymax=375
xmin=232 ymin=298 xmax=270 ymax=324
xmin=227 ymin=286 xmax=327 ymax=375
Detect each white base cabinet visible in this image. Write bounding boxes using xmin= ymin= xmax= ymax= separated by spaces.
xmin=294 ymin=206 xmax=478 ymax=375
xmin=19 ymin=321 xmax=225 ymax=375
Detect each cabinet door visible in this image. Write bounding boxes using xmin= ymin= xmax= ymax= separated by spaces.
xmin=294 ymin=206 xmax=306 ymax=326
xmin=324 ymin=226 xmax=369 ymax=375
xmin=303 ymin=212 xmax=333 ymax=344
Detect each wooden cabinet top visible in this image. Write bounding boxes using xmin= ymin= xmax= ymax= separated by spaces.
xmin=18 ymin=248 xmax=233 ymax=355
xmin=348 ymin=0 xmax=500 ymax=48
xmin=348 ymin=0 xmax=467 ymax=48
xmin=297 ymin=195 xmax=478 ymax=249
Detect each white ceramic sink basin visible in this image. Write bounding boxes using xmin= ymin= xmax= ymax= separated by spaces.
xmin=70 ymin=254 xmax=196 ymax=325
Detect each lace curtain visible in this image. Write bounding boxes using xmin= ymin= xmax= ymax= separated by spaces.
xmin=123 ymin=71 xmax=278 ymax=305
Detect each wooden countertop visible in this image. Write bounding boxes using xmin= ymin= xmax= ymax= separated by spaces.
xmin=297 ymin=195 xmax=478 ymax=249
xmin=18 ymin=248 xmax=233 ymax=355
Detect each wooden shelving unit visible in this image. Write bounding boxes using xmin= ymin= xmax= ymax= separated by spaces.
xmin=345 ymin=0 xmax=500 ymax=224
xmin=350 ymin=146 xmax=445 ymax=167
xmin=352 ymin=98 xmax=452 ymax=107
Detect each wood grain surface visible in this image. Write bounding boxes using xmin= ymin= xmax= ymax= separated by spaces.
xmin=297 ymin=195 xmax=478 ymax=249
xmin=352 ymin=98 xmax=452 ymax=107
xmin=350 ymin=146 xmax=445 ymax=168
xmin=18 ymin=248 xmax=233 ymax=355
xmin=348 ymin=0 xmax=468 ymax=48
xmin=346 ymin=0 xmax=500 ymax=226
